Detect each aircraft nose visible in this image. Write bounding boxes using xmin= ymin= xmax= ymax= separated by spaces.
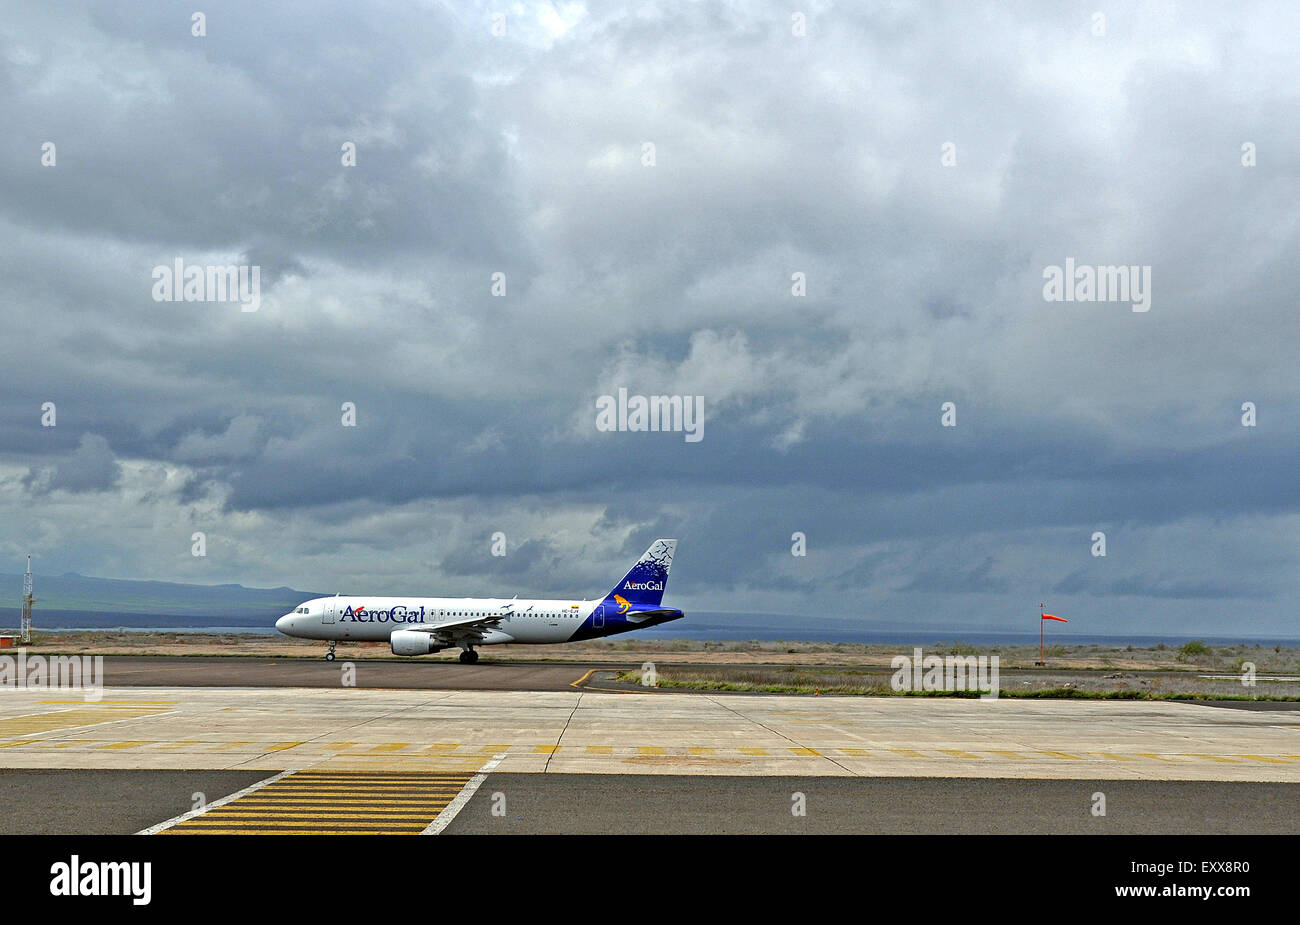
xmin=276 ymin=614 xmax=293 ymax=634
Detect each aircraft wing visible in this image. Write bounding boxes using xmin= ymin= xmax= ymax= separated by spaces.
xmin=406 ymin=613 xmax=508 ymax=644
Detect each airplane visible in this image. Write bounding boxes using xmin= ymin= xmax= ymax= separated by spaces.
xmin=274 ymin=539 xmax=682 ymax=663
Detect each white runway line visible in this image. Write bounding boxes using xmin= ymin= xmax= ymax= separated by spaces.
xmin=136 ymin=769 xmax=296 ymax=834
xmin=421 ymin=754 xmax=505 ymax=835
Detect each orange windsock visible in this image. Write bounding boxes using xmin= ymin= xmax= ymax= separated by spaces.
xmin=1041 ymin=613 xmax=1068 ymax=622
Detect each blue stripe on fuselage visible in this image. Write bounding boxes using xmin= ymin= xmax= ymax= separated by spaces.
xmin=567 ymin=602 xmax=685 ymax=642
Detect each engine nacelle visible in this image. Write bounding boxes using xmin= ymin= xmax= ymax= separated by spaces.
xmin=390 ymin=630 xmax=442 ymax=656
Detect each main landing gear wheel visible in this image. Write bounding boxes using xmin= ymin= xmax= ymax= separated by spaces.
xmin=325 ymin=641 xmax=337 ymax=662
xmin=459 ymin=649 xmax=479 ymax=664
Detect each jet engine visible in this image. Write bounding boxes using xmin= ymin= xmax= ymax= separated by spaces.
xmin=390 ymin=630 xmax=442 ymax=656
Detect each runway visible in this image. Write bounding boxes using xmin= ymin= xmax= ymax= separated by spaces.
xmin=0 ymin=673 xmax=1295 ymax=834
xmin=1 ymin=769 xmax=1294 ymax=834
xmin=443 ymin=774 xmax=1299 ymax=834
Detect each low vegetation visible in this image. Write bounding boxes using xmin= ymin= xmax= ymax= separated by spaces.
xmin=616 ymin=661 xmax=1300 ymax=701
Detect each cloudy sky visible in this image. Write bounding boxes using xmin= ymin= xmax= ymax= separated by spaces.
xmin=2 ymin=1 xmax=1297 ymax=635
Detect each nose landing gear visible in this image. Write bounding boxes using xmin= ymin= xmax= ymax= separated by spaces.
xmin=325 ymin=640 xmax=337 ymax=662
xmin=458 ymin=648 xmax=479 ymax=664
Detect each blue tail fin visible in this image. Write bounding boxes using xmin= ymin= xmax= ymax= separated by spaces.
xmin=605 ymin=539 xmax=676 ymax=609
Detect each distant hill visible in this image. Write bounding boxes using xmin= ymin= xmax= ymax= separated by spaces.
xmin=0 ymin=571 xmax=322 ymax=629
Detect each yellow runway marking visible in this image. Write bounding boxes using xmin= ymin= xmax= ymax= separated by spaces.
xmin=194 ymin=811 xmax=446 ymax=820
xmin=228 ymin=800 xmax=461 ymax=807
xmin=161 ymin=770 xmax=477 ymax=835
xmin=39 ymin=700 xmax=176 ymax=705
xmin=237 ymin=784 xmax=469 ymax=790
xmin=231 ymin=790 xmax=466 ymax=798
xmin=284 ymin=777 xmax=470 ymax=783
xmin=4 ymin=728 xmax=1272 ymax=769
xmin=0 ymin=705 xmax=171 ymax=739
xmin=254 ymin=784 xmax=463 ymax=792
xmin=166 ymin=828 xmax=421 ymax=835
xmin=286 ymin=769 xmax=473 ymax=774
xmin=175 ymin=824 xmax=437 ymax=831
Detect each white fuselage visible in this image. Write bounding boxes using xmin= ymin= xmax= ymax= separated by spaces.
xmin=276 ymin=596 xmax=602 ymax=645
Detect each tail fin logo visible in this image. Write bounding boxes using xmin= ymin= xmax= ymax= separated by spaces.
xmin=604 ymin=538 xmax=676 ymax=609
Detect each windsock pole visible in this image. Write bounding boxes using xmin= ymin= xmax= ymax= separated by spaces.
xmin=1038 ymin=606 xmax=1068 ymax=666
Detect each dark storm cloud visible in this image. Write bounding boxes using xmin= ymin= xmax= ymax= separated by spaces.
xmin=22 ymin=433 xmax=121 ymax=494
xmin=900 ymin=557 xmax=1008 ymax=595
xmin=438 ymin=537 xmax=557 ymax=581
xmin=1053 ymin=569 xmax=1270 ymax=601
xmin=2 ymin=2 xmax=531 ymax=264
